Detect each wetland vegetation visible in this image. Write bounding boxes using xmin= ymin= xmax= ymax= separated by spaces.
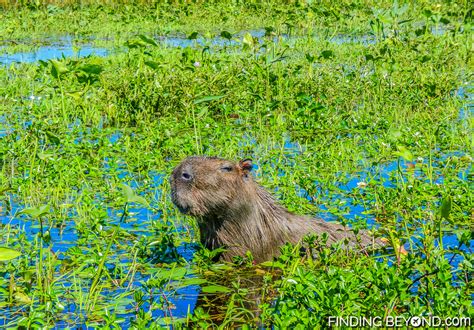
xmin=0 ymin=0 xmax=472 ymax=328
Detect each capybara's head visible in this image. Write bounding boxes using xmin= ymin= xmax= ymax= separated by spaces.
xmin=170 ymin=156 xmax=253 ymax=218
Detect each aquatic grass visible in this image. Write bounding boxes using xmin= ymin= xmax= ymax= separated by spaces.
xmin=0 ymin=1 xmax=472 ymax=327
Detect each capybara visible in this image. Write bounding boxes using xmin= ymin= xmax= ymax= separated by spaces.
xmin=170 ymin=156 xmax=382 ymax=262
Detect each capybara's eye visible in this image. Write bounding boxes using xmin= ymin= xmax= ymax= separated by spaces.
xmin=221 ymin=166 xmax=233 ymax=172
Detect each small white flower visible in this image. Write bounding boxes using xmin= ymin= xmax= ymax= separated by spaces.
xmin=193 ymin=61 xmax=201 ymax=67
xmin=286 ymin=278 xmax=297 ymax=284
xmin=357 ymin=181 xmax=367 ymax=188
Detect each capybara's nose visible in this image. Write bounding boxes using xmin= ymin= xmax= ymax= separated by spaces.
xmin=181 ymin=170 xmax=193 ymax=181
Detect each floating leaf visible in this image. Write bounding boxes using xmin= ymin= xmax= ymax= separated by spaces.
xmin=194 ymin=95 xmax=224 ymax=105
xmin=0 ymin=247 xmax=21 ymax=261
xmin=151 ymin=266 xmax=188 ymax=281
xmin=201 ymin=285 xmax=231 ymax=293
xmin=18 ymin=204 xmax=49 ymax=218
xmin=170 ymin=277 xmax=207 ymax=290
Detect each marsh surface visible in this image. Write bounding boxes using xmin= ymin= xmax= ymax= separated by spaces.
xmin=0 ymin=1 xmax=472 ymax=328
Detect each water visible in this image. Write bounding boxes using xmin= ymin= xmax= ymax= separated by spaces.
xmin=1 ymin=29 xmax=471 ymax=327
xmin=0 ymin=25 xmax=460 ymax=66
xmin=457 ymin=85 xmax=473 ymax=121
xmin=1 ymin=86 xmax=471 ymax=326
xmin=1 ymin=131 xmax=471 ymax=327
xmin=0 ymin=163 xmax=198 ymax=328
xmin=0 ymin=115 xmax=9 ymax=138
xmin=330 ymin=34 xmax=376 ymax=45
xmin=0 ymin=30 xmax=377 ymax=66
xmin=0 ymin=42 xmax=108 ymax=66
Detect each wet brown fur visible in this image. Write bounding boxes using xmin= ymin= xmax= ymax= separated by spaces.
xmin=170 ymin=156 xmax=382 ymax=263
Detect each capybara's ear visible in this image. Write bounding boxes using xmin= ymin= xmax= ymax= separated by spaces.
xmin=239 ymin=159 xmax=253 ymax=173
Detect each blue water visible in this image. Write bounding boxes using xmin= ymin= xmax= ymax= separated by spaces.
xmin=0 ymin=30 xmax=379 ymax=66
xmin=1 ymin=135 xmax=472 ymax=327
xmin=1 ymin=25 xmax=459 ymax=67
xmin=456 ymin=85 xmax=473 ymax=120
xmin=0 ymin=44 xmax=108 ymax=66
xmin=0 ymin=168 xmax=199 ymax=327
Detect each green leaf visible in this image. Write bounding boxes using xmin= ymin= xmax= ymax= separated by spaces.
xmin=260 ymin=261 xmax=286 ymax=269
xmin=138 ymin=34 xmax=158 ymax=47
xmin=121 ymin=184 xmax=148 ymax=206
xmin=37 ymin=152 xmax=56 ymax=161
xmin=125 ymin=39 xmax=147 ymax=48
xmin=197 ymin=107 xmax=208 ymax=118
xmin=201 ymin=285 xmax=231 ymax=293
xmin=152 ymin=267 xmax=188 ymax=281
xmin=439 ymin=17 xmax=450 ymax=24
xmin=0 ymin=247 xmax=21 ymax=261
xmin=45 ymin=131 xmax=61 ymax=145
xmin=78 ymin=63 xmax=104 ymax=75
xmin=144 ymin=61 xmax=161 ymax=70
xmin=170 ymin=277 xmax=207 ymax=289
xmin=194 ymin=95 xmax=224 ymax=104
xmin=320 ymin=50 xmax=334 ymax=59
xmin=179 ymin=278 xmax=207 ymax=286
xmin=66 ymin=90 xmax=85 ymax=101
xmin=305 ymin=53 xmax=315 ymax=63
xmin=440 ymin=195 xmax=452 ymax=220
xmin=122 ymin=183 xmax=135 ymax=200
xmin=264 ymin=26 xmax=275 ymax=36
xmin=242 ymin=32 xmax=255 ymax=47
xmin=18 ymin=204 xmax=49 ymax=218
xmin=220 ymin=31 xmax=232 ymax=40
xmin=187 ymin=32 xmax=199 ymax=40
xmin=50 ymin=59 xmax=68 ymax=78
xmin=387 ymin=128 xmax=402 ymax=141
xmin=14 ymin=291 xmax=32 ymax=304
xmin=394 ymin=145 xmax=414 ymax=161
